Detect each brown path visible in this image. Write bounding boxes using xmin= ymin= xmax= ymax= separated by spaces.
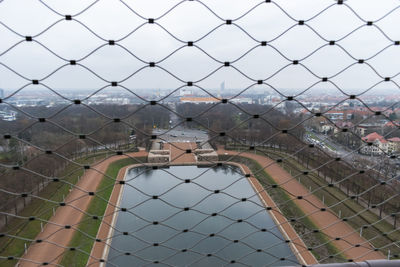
xmin=19 ymin=150 xmax=147 ymax=267
xmin=218 ymin=148 xmax=385 ymax=261
xmin=165 ymin=142 xmax=197 ymax=163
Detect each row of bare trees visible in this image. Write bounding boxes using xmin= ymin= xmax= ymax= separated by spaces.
xmin=0 ymin=103 xmax=170 ymax=224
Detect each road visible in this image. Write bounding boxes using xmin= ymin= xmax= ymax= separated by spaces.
xmin=306 ymin=130 xmax=400 ymax=178
xmin=307 ymin=132 xmax=349 ymax=155
xmin=156 ymin=103 xmax=209 ymax=143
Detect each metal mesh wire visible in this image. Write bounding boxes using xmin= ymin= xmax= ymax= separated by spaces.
xmin=0 ymin=0 xmax=400 ymax=266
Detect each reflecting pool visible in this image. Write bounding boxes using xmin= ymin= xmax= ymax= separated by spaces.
xmin=107 ymin=165 xmax=297 ymax=266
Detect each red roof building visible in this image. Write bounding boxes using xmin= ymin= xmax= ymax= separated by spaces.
xmin=361 ymin=132 xmax=400 ymax=155
xmin=362 ymin=132 xmax=387 ymax=143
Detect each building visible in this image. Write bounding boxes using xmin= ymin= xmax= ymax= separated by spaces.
xmin=229 ymin=97 xmax=252 ymax=104
xmin=384 ymin=121 xmax=400 ymax=128
xmin=324 ymin=110 xmax=353 ymax=121
xmin=180 ymin=97 xmax=219 ymax=104
xmin=179 ymin=89 xmax=193 ymax=96
xmin=220 ymin=81 xmax=225 ymax=97
xmin=0 ymin=110 xmax=17 ymax=121
xmin=320 ymin=124 xmax=334 ymax=134
xmin=388 ymin=137 xmax=400 ymax=154
xmin=0 ymin=88 xmax=4 ymax=99
xmin=361 ymin=132 xmax=388 ymax=155
xmin=356 ymin=125 xmax=367 ymax=136
xmin=333 ymin=121 xmax=354 ymax=134
xmin=359 ymin=132 xmax=400 ymax=155
xmin=356 ymin=123 xmax=383 ymax=137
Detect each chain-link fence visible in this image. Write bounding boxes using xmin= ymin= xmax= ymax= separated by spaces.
xmin=1 ymin=0 xmax=400 ymax=266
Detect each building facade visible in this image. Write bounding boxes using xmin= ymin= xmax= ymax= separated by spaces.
xmin=360 ymin=132 xmax=400 ymax=155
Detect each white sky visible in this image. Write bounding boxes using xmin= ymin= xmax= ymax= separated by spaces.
xmin=1 ymin=0 xmax=400 ymax=97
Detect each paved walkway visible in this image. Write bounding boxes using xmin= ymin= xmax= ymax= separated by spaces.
xmin=165 ymin=142 xmax=197 ymax=163
xmin=19 ymin=151 xmax=147 ymax=267
xmin=218 ymin=148 xmax=384 ymax=261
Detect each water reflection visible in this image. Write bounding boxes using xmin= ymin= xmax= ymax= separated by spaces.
xmin=107 ymin=165 xmax=297 ymax=266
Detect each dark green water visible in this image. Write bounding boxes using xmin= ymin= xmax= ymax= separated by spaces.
xmin=107 ymin=165 xmax=298 ymax=266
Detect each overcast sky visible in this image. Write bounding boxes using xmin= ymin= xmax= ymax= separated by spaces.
xmin=1 ymin=0 xmax=400 ymax=98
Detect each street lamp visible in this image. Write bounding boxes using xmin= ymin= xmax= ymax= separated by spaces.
xmin=205 ymin=117 xmax=210 ymax=129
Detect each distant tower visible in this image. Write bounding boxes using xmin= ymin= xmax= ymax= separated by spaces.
xmin=0 ymin=88 xmax=4 ymax=99
xmin=219 ymin=81 xmax=225 ymax=98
